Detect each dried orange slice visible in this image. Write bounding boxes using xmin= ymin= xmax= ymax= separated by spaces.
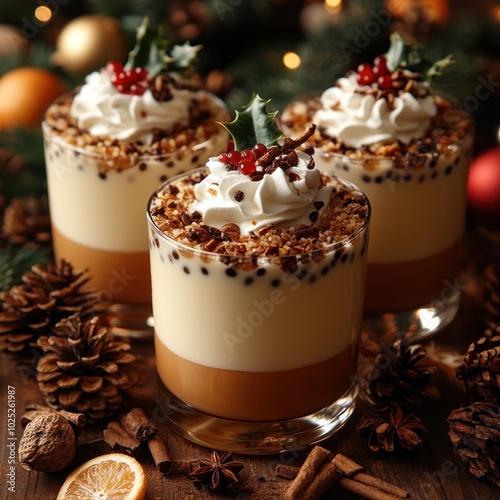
xmin=56 ymin=453 xmax=146 ymax=500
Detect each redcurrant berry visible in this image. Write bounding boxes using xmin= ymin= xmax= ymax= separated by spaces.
xmin=373 ymin=57 xmax=390 ymax=78
xmin=357 ymin=63 xmax=375 ymax=86
xmin=227 ymin=150 xmax=242 ymax=165
xmin=252 ymin=143 xmax=267 ymax=159
xmin=218 ymin=152 xmax=229 ymax=163
xmin=377 ymin=75 xmax=393 ymax=90
xmin=241 ymin=149 xmax=256 ymax=161
xmin=109 ymin=64 xmax=149 ymax=96
xmin=238 ymin=160 xmax=256 ymax=176
xmin=106 ymin=61 xmax=123 ymax=74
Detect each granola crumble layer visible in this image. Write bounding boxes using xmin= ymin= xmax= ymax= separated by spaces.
xmin=44 ymin=89 xmax=229 ymax=172
xmin=281 ymin=95 xmax=472 ymax=166
xmin=149 ymin=169 xmax=369 ymax=269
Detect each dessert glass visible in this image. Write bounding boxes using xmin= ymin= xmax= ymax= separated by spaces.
xmin=147 ymin=168 xmax=370 ymax=454
xmin=43 ymin=93 xmax=228 ymax=338
xmin=282 ymin=92 xmax=473 ymax=342
xmin=314 ymin=133 xmax=472 ymax=342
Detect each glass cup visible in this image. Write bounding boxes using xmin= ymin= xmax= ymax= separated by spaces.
xmin=147 ymin=168 xmax=370 ymax=454
xmin=313 ymin=125 xmax=473 ymax=342
xmin=42 ymin=94 xmax=228 ymax=338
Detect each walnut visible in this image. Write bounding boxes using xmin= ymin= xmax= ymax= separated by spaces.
xmin=19 ymin=413 xmax=76 ymax=472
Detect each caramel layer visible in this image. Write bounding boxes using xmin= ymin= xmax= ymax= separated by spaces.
xmin=364 ymin=241 xmax=461 ymax=312
xmin=155 ymin=336 xmax=358 ymax=422
xmin=52 ymin=226 xmax=151 ymax=304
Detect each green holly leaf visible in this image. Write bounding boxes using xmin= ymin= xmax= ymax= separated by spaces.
xmin=170 ymin=42 xmax=203 ymax=74
xmin=219 ymin=93 xmax=283 ymax=151
xmin=385 ymin=32 xmax=423 ymax=72
xmin=125 ymin=17 xmax=173 ymax=77
xmin=384 ymin=32 xmax=454 ymax=81
xmin=426 ymin=54 xmax=455 ymax=81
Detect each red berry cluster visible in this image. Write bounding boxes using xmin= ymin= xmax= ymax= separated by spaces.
xmin=218 ymin=143 xmax=268 ymax=176
xmin=106 ymin=61 xmax=149 ymax=96
xmin=356 ymin=55 xmax=393 ymax=90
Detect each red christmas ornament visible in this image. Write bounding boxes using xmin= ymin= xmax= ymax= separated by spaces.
xmin=467 ymin=148 xmax=500 ymax=224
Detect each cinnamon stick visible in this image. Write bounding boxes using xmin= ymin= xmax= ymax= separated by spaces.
xmin=120 ymin=407 xmax=157 ymax=441
xmin=333 ymin=454 xmax=408 ymax=498
xmin=352 ymin=472 xmax=409 ymax=498
xmin=331 ymin=453 xmax=364 ymax=476
xmin=285 ymin=446 xmax=333 ymax=499
xmin=338 ymin=477 xmax=407 ymax=500
xmin=103 ymin=421 xmax=141 ymax=454
xmin=22 ymin=405 xmax=86 ymax=427
xmin=147 ymin=434 xmax=176 ymax=476
xmin=281 ymin=450 xmax=409 ymax=500
xmin=301 ymin=460 xmax=343 ymax=499
xmin=294 ymin=453 xmax=365 ymax=500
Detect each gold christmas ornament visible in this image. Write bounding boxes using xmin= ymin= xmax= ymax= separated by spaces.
xmin=52 ymin=15 xmax=127 ymax=75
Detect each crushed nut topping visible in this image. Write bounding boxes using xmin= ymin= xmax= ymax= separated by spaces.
xmin=150 ymin=170 xmax=368 ymax=271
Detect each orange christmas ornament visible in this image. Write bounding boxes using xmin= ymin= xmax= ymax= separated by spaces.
xmin=0 ymin=67 xmax=66 ymax=129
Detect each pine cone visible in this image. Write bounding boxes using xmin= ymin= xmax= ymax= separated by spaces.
xmin=0 ymin=260 xmax=104 ymax=356
xmin=448 ymin=402 xmax=500 ymax=487
xmin=359 ymin=338 xmax=439 ymax=407
xmin=484 ymin=263 xmax=500 ymax=330
xmin=36 ymin=313 xmax=140 ymax=422
xmin=456 ymin=335 xmax=500 ymax=404
xmin=1 ymin=196 xmax=51 ymax=246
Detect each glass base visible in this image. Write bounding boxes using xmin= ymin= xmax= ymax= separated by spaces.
xmin=105 ymin=303 xmax=154 ymax=340
xmin=155 ymin=379 xmax=358 ymax=455
xmin=362 ymin=292 xmax=460 ymax=344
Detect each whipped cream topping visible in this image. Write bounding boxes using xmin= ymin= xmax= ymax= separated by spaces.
xmin=314 ymin=72 xmax=437 ymax=148
xmin=193 ymin=151 xmax=333 ymax=235
xmin=70 ymin=70 xmax=198 ymax=143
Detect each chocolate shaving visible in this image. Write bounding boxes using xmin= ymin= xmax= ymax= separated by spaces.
xmin=256 ymin=125 xmax=316 ymax=168
xmin=295 ymin=226 xmax=319 ymax=239
xmin=180 ymin=211 xmax=193 ymax=226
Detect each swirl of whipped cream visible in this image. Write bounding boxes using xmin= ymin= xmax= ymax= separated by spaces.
xmin=193 ymin=151 xmax=333 ymax=235
xmin=313 ymin=72 xmax=437 ymax=148
xmin=70 ymin=70 xmax=199 ymax=143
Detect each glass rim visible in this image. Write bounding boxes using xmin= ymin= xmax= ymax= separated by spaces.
xmin=41 ymin=90 xmax=229 ymax=161
xmin=146 ymin=167 xmax=371 ymax=264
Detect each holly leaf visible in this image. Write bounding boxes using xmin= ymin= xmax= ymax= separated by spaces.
xmin=385 ymin=32 xmax=423 ymax=72
xmin=125 ymin=17 xmax=203 ymax=78
xmin=125 ymin=17 xmax=174 ymax=77
xmin=170 ymin=42 xmax=203 ymax=74
xmin=385 ymin=32 xmax=454 ymax=81
xmin=219 ymin=93 xmax=283 ymax=151
xmin=426 ymin=54 xmax=455 ymax=81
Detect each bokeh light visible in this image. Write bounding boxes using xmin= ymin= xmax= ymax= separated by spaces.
xmin=283 ymin=51 xmax=302 ymax=70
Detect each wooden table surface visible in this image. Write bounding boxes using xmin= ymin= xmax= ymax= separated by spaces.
xmin=1 ymin=234 xmax=499 ymax=500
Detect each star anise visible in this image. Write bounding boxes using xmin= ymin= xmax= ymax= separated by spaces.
xmin=191 ymin=450 xmax=244 ymax=492
xmin=357 ymin=406 xmax=428 ymax=453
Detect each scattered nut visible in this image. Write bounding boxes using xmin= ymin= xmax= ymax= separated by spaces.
xmin=19 ymin=413 xmax=76 ymax=472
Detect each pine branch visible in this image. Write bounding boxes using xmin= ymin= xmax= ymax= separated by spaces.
xmin=0 ymin=243 xmax=52 ymax=292
xmin=0 ymin=128 xmax=47 ymax=200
